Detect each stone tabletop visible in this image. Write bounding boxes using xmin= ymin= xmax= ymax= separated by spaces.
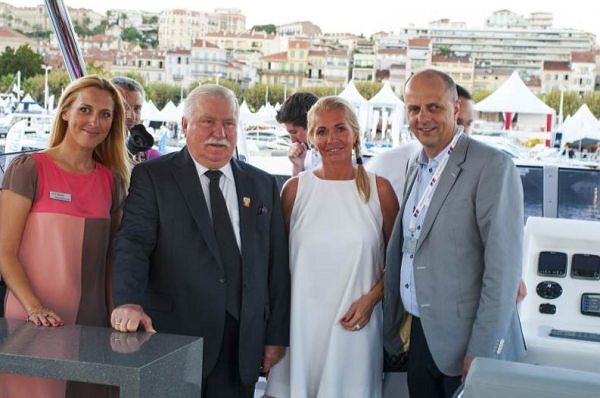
xmin=0 ymin=317 xmax=203 ymax=397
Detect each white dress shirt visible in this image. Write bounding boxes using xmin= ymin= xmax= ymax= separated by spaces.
xmin=400 ymin=139 xmax=455 ymax=316
xmin=191 ymin=155 xmax=241 ymax=251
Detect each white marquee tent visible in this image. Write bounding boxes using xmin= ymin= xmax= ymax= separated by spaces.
xmin=338 ymin=80 xmax=369 ymax=135
xmin=159 ymin=101 xmax=180 ymax=123
xmin=141 ymin=100 xmax=162 ymax=122
xmin=474 ymin=71 xmax=555 ymax=131
xmin=560 ymin=104 xmax=600 ymax=144
xmin=367 ymin=82 xmax=405 ymax=145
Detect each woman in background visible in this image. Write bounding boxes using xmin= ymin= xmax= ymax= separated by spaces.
xmin=266 ymin=97 xmax=398 ymax=397
xmin=0 ymin=75 xmax=129 ymax=397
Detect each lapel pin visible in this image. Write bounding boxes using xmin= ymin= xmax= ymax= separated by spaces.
xmin=242 ymin=196 xmax=251 ymax=208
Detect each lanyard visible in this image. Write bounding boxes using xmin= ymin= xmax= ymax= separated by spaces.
xmin=408 ymin=132 xmax=462 ymax=235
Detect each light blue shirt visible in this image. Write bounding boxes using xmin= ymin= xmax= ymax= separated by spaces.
xmin=400 ymin=141 xmax=454 ymax=316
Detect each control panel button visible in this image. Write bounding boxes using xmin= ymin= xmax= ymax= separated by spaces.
xmin=536 ymin=281 xmax=563 ymax=300
xmin=539 ymin=303 xmax=556 ymax=314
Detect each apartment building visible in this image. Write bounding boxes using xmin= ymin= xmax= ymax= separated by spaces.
xmin=209 ymin=9 xmax=246 ymax=34
xmin=112 ymin=49 xmax=166 ymax=84
xmin=398 ymin=26 xmax=593 ymax=76
xmin=323 ymin=49 xmax=350 ymax=88
xmin=158 ymin=9 xmax=209 ymax=49
xmin=204 ymin=32 xmax=284 ymax=57
xmin=259 ymin=40 xmax=309 ymax=88
xmin=165 ymin=48 xmax=192 ymax=86
xmin=541 ymin=51 xmax=596 ymax=95
xmin=0 ymin=2 xmax=104 ymax=33
xmin=277 ymin=21 xmax=322 ymax=37
xmin=375 ymin=48 xmax=407 ymax=93
xmin=570 ymin=51 xmax=596 ymax=94
xmin=472 ymin=68 xmax=512 ymax=92
xmin=429 ymin=54 xmax=475 ymax=92
xmin=189 ymin=39 xmax=228 ymax=81
xmin=352 ymin=39 xmax=375 ymax=81
xmin=0 ymin=28 xmax=36 ymax=51
xmin=406 ymin=38 xmax=431 ymax=76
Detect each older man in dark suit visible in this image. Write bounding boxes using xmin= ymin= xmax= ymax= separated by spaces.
xmin=111 ymin=84 xmax=290 ymax=398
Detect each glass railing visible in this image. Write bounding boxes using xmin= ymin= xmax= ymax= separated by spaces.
xmin=557 ymin=167 xmax=600 ymax=221
xmin=1 ymin=151 xmax=599 ymax=224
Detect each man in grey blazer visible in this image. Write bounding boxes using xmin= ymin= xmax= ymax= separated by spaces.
xmin=111 ymin=84 xmax=290 ymax=398
xmin=384 ymin=69 xmax=525 ymax=398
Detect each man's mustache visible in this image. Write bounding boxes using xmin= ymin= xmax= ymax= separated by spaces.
xmin=206 ymin=138 xmax=231 ymax=147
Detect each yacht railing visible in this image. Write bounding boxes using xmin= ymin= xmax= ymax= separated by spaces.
xmin=2 ymin=153 xmax=597 ymax=223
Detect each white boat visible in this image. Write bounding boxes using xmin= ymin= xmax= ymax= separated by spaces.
xmin=0 ymin=112 xmax=54 ymax=154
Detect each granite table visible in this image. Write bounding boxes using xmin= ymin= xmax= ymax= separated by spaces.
xmin=0 ymin=317 xmax=203 ymax=397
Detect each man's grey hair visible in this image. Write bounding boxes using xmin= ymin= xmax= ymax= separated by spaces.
xmin=111 ymin=76 xmax=145 ymax=98
xmin=405 ymin=68 xmax=458 ymax=102
xmin=183 ymin=84 xmax=239 ymax=120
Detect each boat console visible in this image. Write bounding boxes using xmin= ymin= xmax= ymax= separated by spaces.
xmin=520 ymin=217 xmax=600 ymax=373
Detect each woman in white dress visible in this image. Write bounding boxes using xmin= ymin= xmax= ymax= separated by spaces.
xmin=266 ymin=97 xmax=398 ymax=397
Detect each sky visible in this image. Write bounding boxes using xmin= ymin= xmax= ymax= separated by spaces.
xmin=9 ymin=0 xmax=600 ymax=40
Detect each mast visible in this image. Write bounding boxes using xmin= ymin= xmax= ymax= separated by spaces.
xmin=44 ymin=0 xmax=87 ymax=80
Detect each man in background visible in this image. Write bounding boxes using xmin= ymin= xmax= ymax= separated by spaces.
xmin=456 ymin=84 xmax=475 ymax=134
xmin=111 ymin=76 xmax=161 ymax=161
xmin=276 ymin=92 xmax=319 ymax=176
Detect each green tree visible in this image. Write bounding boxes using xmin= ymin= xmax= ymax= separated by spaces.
xmin=22 ymin=69 xmax=70 ymax=104
xmin=73 ymin=22 xmax=93 ymax=37
xmin=143 ymin=16 xmax=159 ymax=24
xmin=121 ymin=27 xmax=143 ymax=43
xmin=25 ymin=30 xmax=52 ymax=39
xmin=242 ymin=83 xmax=284 ymax=110
xmin=581 ymin=92 xmax=600 ymax=118
xmin=0 ymin=45 xmax=43 ymax=79
xmin=189 ymin=78 xmax=243 ymax=100
xmin=86 ymin=62 xmax=109 ymax=76
xmin=114 ymin=71 xmax=146 ymax=86
xmin=22 ymin=74 xmax=44 ymax=101
xmin=0 ymin=74 xmax=15 ymax=92
xmin=355 ymin=81 xmax=382 ymax=100
xmin=47 ymin=70 xmax=70 ymax=99
xmin=299 ymin=86 xmax=337 ymax=97
xmin=542 ymin=91 xmax=582 ymax=118
xmin=434 ymin=46 xmax=452 ymax=56
xmin=472 ymin=89 xmax=492 ymax=103
xmin=251 ymin=24 xmax=276 ymax=34
xmin=91 ymin=21 xmax=108 ymax=35
xmin=145 ymin=82 xmax=181 ymax=109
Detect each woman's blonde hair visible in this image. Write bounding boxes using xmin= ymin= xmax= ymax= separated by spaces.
xmin=307 ymin=96 xmax=370 ymax=202
xmin=49 ymin=75 xmax=130 ymax=192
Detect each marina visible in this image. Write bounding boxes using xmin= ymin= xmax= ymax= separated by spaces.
xmin=0 ymin=0 xmax=600 ymax=397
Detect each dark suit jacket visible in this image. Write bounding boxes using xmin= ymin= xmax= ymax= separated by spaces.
xmin=112 ymin=148 xmax=290 ymax=384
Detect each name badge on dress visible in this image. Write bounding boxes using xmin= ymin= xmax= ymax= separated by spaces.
xmin=49 ymin=191 xmax=71 ymax=202
xmin=402 ymin=236 xmax=418 ymax=255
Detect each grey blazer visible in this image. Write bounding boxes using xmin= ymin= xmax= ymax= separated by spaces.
xmin=383 ymin=134 xmax=526 ymax=376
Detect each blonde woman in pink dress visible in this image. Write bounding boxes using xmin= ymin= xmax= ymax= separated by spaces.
xmin=0 ymin=75 xmax=129 ymax=397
